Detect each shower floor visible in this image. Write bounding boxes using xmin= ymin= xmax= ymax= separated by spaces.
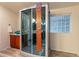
xmin=22 ymin=45 xmax=45 ymax=56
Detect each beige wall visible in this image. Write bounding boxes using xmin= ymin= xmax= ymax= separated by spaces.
xmin=0 ymin=6 xmax=19 ymax=51
xmin=50 ymin=5 xmax=79 ymax=55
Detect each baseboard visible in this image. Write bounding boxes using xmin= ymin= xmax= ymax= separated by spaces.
xmin=0 ymin=46 xmax=10 ymax=51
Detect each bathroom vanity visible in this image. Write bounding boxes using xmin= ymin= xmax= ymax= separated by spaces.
xmin=10 ymin=34 xmax=20 ymax=49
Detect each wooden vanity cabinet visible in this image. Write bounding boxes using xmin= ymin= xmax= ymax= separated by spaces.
xmin=10 ymin=35 xmax=20 ymax=49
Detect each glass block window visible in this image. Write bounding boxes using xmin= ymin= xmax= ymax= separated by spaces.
xmin=50 ymin=15 xmax=70 ymax=32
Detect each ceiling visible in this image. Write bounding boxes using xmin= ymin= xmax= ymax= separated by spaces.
xmin=0 ymin=2 xmax=79 ymax=13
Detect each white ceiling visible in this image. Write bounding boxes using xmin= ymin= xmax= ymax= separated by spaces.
xmin=0 ymin=2 xmax=36 ymax=13
xmin=0 ymin=2 xmax=79 ymax=13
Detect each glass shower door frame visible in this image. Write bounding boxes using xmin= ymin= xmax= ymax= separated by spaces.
xmin=19 ymin=4 xmax=49 ymax=56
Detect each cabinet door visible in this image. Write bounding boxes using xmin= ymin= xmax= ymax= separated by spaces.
xmin=15 ymin=36 xmax=20 ymax=49
xmin=10 ymin=35 xmax=16 ymax=48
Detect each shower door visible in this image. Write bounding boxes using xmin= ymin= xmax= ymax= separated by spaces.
xmin=20 ymin=4 xmax=48 ymax=56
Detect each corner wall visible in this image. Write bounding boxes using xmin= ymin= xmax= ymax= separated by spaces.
xmin=0 ymin=6 xmax=19 ymax=51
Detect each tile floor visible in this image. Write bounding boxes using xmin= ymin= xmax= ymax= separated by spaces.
xmin=49 ymin=50 xmax=78 ymax=57
xmin=0 ymin=48 xmax=78 ymax=57
xmin=0 ymin=48 xmax=22 ymax=57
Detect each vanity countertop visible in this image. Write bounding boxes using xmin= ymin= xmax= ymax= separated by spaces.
xmin=10 ymin=34 xmax=20 ymax=36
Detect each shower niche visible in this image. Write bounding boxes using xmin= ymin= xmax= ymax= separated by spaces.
xmin=20 ymin=4 xmax=48 ymax=56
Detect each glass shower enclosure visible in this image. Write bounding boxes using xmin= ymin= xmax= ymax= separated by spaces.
xmin=20 ymin=4 xmax=48 ymax=56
